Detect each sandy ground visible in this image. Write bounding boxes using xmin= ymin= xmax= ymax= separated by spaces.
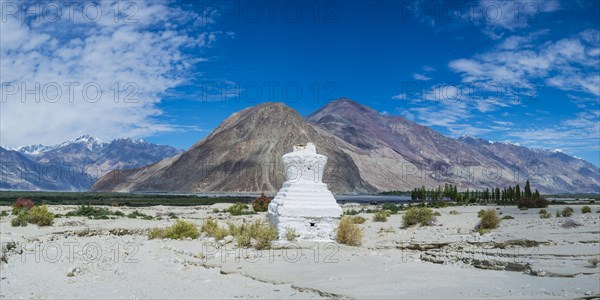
xmin=1 ymin=203 xmax=599 ymax=299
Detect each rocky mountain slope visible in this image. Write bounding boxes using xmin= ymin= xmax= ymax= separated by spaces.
xmin=1 ymin=136 xmax=181 ymax=191
xmin=92 ymin=103 xmax=374 ymax=194
xmin=0 ymin=147 xmax=94 ymax=191
xmin=93 ymin=99 xmax=599 ymax=194
xmin=307 ymin=99 xmax=600 ymax=193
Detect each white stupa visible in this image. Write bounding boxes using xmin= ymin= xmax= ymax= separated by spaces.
xmin=268 ymin=143 xmax=343 ymax=241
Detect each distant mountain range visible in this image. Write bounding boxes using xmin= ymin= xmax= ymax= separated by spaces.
xmin=92 ymin=99 xmax=600 ymax=194
xmin=0 ymin=135 xmax=181 ymax=191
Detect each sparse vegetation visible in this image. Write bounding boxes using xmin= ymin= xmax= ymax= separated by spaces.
xmin=202 ymin=219 xmax=277 ymax=248
xmin=0 ymin=210 xmax=9 ymax=218
xmin=64 ymin=205 xmax=124 ymax=219
xmin=344 ymin=209 xmax=360 ymax=215
xmin=373 ymin=211 xmax=389 ymax=222
xmin=148 ymin=219 xmax=199 ymax=240
xmin=201 ymin=219 xmax=228 ymax=240
xmin=212 ymin=208 xmax=220 ymax=213
xmin=10 ymin=210 xmax=29 ymax=227
xmin=501 ymin=215 xmax=514 ymax=220
xmin=381 ymin=203 xmax=402 ymax=213
xmin=560 ymin=207 xmax=574 ymax=217
xmin=539 ymin=209 xmax=551 ymax=219
xmin=28 ymin=205 xmax=54 ymax=226
xmin=12 ymin=198 xmax=34 ymax=215
xmin=581 ymin=206 xmax=591 ymax=213
xmin=227 ymin=203 xmax=255 ymax=216
xmin=252 ymin=193 xmax=271 ymax=212
xmin=127 ymin=210 xmax=153 ymax=220
xmin=476 ymin=209 xmax=501 ymax=234
xmin=10 ymin=204 xmax=54 ymax=227
xmin=433 ymin=211 xmax=441 ymax=216
xmin=285 ymin=227 xmax=298 ymax=241
xmin=449 ymin=210 xmax=460 ymax=215
xmin=588 ymin=257 xmax=599 ymax=267
xmin=336 ymin=216 xmax=362 ymax=246
xmin=351 ymin=216 xmax=366 ymax=224
xmin=402 ymin=207 xmax=434 ymax=227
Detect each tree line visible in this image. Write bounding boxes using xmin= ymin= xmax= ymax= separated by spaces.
xmin=410 ymin=180 xmax=540 ymax=205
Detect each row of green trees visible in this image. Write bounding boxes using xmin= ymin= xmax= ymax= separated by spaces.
xmin=410 ymin=180 xmax=540 ymax=205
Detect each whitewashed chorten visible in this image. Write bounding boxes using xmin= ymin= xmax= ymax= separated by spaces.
xmin=268 ymin=143 xmax=343 ymax=241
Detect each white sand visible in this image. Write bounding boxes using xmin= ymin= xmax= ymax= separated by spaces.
xmin=1 ymin=204 xmax=599 ymax=299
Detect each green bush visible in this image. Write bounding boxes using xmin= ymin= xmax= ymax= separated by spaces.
xmin=476 ymin=209 xmax=501 ymax=234
xmin=351 ymin=216 xmax=366 ymax=224
xmin=373 ymin=211 xmax=389 ymax=222
xmin=336 ymin=216 xmax=362 ymax=246
xmin=148 ymin=219 xmax=199 ymax=240
xmin=227 ymin=203 xmax=254 ymax=216
xmin=344 ymin=209 xmax=360 ymax=215
xmin=212 ymin=208 xmax=220 ymax=213
xmin=539 ymin=209 xmax=548 ymax=215
xmin=518 ymin=197 xmax=549 ymax=208
xmin=501 ymin=215 xmax=514 ymax=220
xmin=381 ymin=203 xmax=401 ymax=213
xmin=402 ymin=207 xmax=434 ymax=227
xmin=65 ymin=205 xmax=110 ymax=218
xmin=11 ymin=210 xmax=29 ymax=227
xmin=28 ymin=205 xmax=54 ymax=226
xmin=581 ymin=206 xmax=591 ymax=213
xmin=127 ymin=210 xmax=153 ymax=220
xmin=0 ymin=210 xmax=9 ymax=218
xmin=433 ymin=211 xmax=441 ymax=216
xmin=561 ymin=207 xmax=574 ymax=217
xmin=113 ymin=210 xmax=125 ymax=217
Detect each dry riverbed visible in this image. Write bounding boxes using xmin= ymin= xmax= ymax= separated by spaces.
xmin=1 ymin=204 xmax=599 ymax=299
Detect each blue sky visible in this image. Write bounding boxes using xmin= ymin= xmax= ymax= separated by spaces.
xmin=1 ymin=0 xmax=599 ymax=165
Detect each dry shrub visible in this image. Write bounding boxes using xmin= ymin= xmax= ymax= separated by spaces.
xmin=336 ymin=216 xmax=362 ymax=246
xmin=372 ymin=211 xmax=389 ymax=222
xmin=476 ymin=209 xmax=501 ymax=234
xmin=351 ymin=216 xmax=366 ymax=224
xmin=148 ymin=219 xmax=199 ymax=240
xmin=581 ymin=206 xmax=591 ymax=213
xmin=402 ymin=207 xmax=434 ymax=227
xmin=285 ymin=227 xmax=298 ymax=241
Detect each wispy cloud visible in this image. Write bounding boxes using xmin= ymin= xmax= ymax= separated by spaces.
xmin=0 ymin=1 xmax=220 ymax=148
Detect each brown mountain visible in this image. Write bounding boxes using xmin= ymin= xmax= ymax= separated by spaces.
xmin=91 ymin=102 xmax=374 ymax=194
xmin=93 ymin=99 xmax=600 ymax=194
xmin=307 ymin=98 xmax=600 ymax=193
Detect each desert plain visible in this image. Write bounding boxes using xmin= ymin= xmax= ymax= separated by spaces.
xmin=1 ymin=203 xmax=599 ymax=299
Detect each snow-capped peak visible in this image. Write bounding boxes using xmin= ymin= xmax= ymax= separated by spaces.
xmin=15 ymin=144 xmax=56 ymax=156
xmin=57 ymin=135 xmax=106 ymax=150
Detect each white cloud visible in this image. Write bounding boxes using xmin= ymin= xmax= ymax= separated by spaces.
xmin=0 ymin=1 xmax=218 ymax=148
xmin=413 ymin=73 xmax=431 ymax=81
xmin=448 ymin=30 xmax=600 ymax=97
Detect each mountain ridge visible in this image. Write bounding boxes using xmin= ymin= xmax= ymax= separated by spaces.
xmin=91 ymin=99 xmax=599 ymax=194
